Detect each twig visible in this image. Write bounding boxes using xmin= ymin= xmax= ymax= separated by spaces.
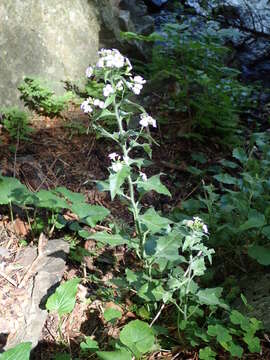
xmin=171 ymin=352 xmax=181 ymax=360
xmin=0 ymin=269 xmax=17 ymax=287
xmin=183 ymin=182 xmax=201 ymax=202
xmin=35 ymin=157 xmax=58 ymax=192
xmin=150 ymin=303 xmax=165 ymax=327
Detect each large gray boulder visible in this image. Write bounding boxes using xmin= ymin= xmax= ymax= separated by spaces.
xmin=0 ymin=0 xmax=100 ymax=107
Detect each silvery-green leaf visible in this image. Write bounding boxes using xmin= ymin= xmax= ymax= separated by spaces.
xmin=137 ymin=174 xmax=171 ymax=197
xmin=139 ymin=208 xmax=173 ymax=234
xmin=109 ymin=165 xmax=130 ymax=200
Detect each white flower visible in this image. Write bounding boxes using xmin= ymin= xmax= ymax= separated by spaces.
xmin=109 ymin=152 xmax=119 ymax=161
xmin=97 ymin=58 xmax=105 ymax=68
xmin=85 ymin=66 xmax=93 ymax=78
xmin=139 ymin=172 xmax=147 ymax=181
xmin=134 ymin=76 xmax=146 ymax=85
xmin=93 ymin=99 xmax=105 ymax=109
xmin=139 ymin=113 xmax=157 ymax=128
xmin=113 ymin=53 xmax=125 ymax=68
xmin=139 ymin=115 xmax=149 ymax=127
xmin=103 ymin=84 xmax=114 ymax=97
xmin=112 ymin=162 xmax=123 ymax=172
xmin=203 ymin=224 xmax=208 ymax=233
xmin=132 ymin=83 xmax=143 ymax=95
xmin=116 ymin=80 xmax=124 ymax=91
xmin=81 ymin=100 xmax=93 ymax=114
xmin=98 ymin=100 xmax=105 ymax=109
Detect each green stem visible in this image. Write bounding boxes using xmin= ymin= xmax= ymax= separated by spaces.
xmin=113 ymin=98 xmax=144 ymax=258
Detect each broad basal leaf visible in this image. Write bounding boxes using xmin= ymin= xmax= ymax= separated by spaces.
xmin=71 ymin=203 xmax=110 ymax=227
xmin=91 ymin=232 xmax=130 ymax=246
xmin=36 ymin=190 xmax=69 ymax=210
xmin=207 ymin=324 xmax=232 ymax=343
xmin=239 ymin=210 xmax=265 ymax=231
xmin=97 ymin=350 xmax=132 ymax=360
xmin=104 ymin=307 xmax=122 ymax=323
xmin=80 ymin=337 xmax=99 ymax=352
xmin=0 ymin=342 xmax=32 ymax=360
xmin=46 ymin=278 xmax=80 ymax=317
xmin=0 ymin=176 xmax=35 ymax=205
xmin=248 ymin=245 xmax=270 ymax=265
xmin=119 ymin=320 xmax=155 ymax=357
xmin=199 ymin=346 xmax=217 ymax=360
xmin=54 ymin=187 xmax=85 ymax=204
xmin=137 ymin=174 xmax=171 ymax=197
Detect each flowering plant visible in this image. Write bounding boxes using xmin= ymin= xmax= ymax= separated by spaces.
xmin=81 ymin=49 xmax=223 ymax=350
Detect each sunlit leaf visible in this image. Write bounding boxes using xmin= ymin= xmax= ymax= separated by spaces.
xmin=0 ymin=342 xmax=32 ymax=360
xmin=46 ymin=278 xmax=80 ymax=317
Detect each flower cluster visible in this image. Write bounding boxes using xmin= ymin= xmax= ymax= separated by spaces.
xmin=80 ymin=97 xmax=105 ymax=113
xmin=186 ymin=217 xmax=208 ymax=234
xmin=127 ymin=75 xmax=146 ymax=95
xmin=109 ymin=153 xmax=123 ymax=172
xmin=103 ymin=84 xmax=114 ymax=97
xmin=96 ymin=49 xmax=132 ymax=71
xmin=139 ymin=113 xmax=157 ymax=128
xmin=82 ymin=49 xmax=156 ymax=128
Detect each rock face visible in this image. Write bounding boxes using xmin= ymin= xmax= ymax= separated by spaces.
xmin=0 ymin=0 xmax=100 ymax=107
xmin=98 ymin=0 xmax=154 ymax=59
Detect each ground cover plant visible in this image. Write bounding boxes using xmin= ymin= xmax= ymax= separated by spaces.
xmin=18 ymin=77 xmax=73 ymax=116
xmin=1 ymin=47 xmax=268 ymax=360
xmin=122 ymin=21 xmax=255 ymax=146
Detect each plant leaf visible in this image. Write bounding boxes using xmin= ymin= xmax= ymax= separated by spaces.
xmin=104 ymin=308 xmax=122 ymax=323
xmin=233 ymin=148 xmax=248 ymax=163
xmin=213 ymin=173 xmax=238 ymax=185
xmin=36 ymin=190 xmax=69 ymax=210
xmin=80 ymin=337 xmax=99 ymax=352
xmin=248 ymin=245 xmax=270 ymax=265
xmin=197 ymin=288 xmax=228 ymax=309
xmin=137 ymin=174 xmax=171 ymax=197
xmin=139 ymin=208 xmax=173 ymax=234
xmin=54 ymin=187 xmax=85 ymax=204
xmin=239 ymin=210 xmax=265 ymax=231
xmin=97 ymin=350 xmax=132 ymax=360
xmin=46 ymin=278 xmax=80 ymax=317
xmin=0 ymin=343 xmax=32 ymax=360
xmin=109 ymin=165 xmax=130 ymax=200
xmin=91 ymin=232 xmax=130 ymax=246
xmin=199 ymin=346 xmax=217 ymax=360
xmin=71 ymin=203 xmax=110 ymax=227
xmin=119 ymin=320 xmax=155 ymax=357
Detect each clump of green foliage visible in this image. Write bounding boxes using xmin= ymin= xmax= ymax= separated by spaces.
xmin=18 ymin=77 xmax=73 ymax=116
xmin=181 ymin=132 xmax=270 ymax=267
xmin=1 ymin=107 xmax=32 ymax=141
xmin=123 ymin=23 xmax=254 ymax=146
